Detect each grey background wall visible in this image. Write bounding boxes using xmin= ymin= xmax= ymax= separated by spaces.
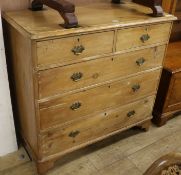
xmin=0 ymin=12 xmax=17 ymax=156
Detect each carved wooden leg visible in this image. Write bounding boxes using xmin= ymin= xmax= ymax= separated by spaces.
xmin=31 ymin=0 xmax=78 ymax=28
xmin=138 ymin=120 xmax=151 ymax=131
xmin=37 ymin=160 xmax=55 ymax=175
xmin=132 ymin=0 xmax=164 ymax=17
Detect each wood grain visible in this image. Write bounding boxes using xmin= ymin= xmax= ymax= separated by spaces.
xmin=116 ymin=23 xmax=171 ymax=51
xmin=2 ymin=2 xmax=176 ymax=39
xmin=3 ymin=21 xmax=39 ymax=157
xmin=2 ymin=2 xmax=175 ymax=174
xmin=40 ymin=96 xmax=155 ymax=157
xmin=38 ymin=45 xmax=166 ymax=99
xmin=39 ymin=70 xmax=161 ymax=130
xmin=37 ymin=31 xmax=114 ymax=67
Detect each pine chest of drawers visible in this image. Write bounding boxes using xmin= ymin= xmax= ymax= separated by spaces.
xmin=2 ymin=1 xmax=176 ymax=174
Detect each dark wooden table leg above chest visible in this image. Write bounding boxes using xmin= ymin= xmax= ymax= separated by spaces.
xmin=31 ymin=0 xmax=164 ymax=29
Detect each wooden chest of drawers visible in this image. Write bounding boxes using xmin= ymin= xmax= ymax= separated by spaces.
xmin=3 ymin=1 xmax=175 ymax=174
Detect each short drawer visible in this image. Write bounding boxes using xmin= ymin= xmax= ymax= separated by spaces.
xmin=38 ymin=45 xmax=166 ymax=99
xmin=116 ymin=23 xmax=171 ymax=51
xmin=39 ymin=70 xmax=161 ymax=130
xmin=40 ymin=96 xmax=155 ymax=157
xmin=37 ymin=31 xmax=114 ymax=67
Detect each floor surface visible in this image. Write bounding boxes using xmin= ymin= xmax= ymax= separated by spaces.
xmin=0 ymin=115 xmax=181 ymax=175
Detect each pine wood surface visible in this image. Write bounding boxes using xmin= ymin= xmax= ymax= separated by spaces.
xmin=40 ymin=96 xmax=155 ymax=158
xmin=38 ymin=45 xmax=166 ymax=99
xmin=2 ymin=1 xmax=176 ymax=39
xmin=39 ymin=70 xmax=160 ymax=130
xmin=116 ymin=23 xmax=171 ymax=51
xmin=37 ymin=31 xmax=114 ymax=67
xmin=3 ymin=22 xmax=39 ymax=157
xmin=2 ymin=1 xmax=175 ymax=174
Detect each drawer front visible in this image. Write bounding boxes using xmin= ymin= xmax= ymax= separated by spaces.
xmin=37 ymin=31 xmax=114 ymax=67
xmin=39 ymin=70 xmax=161 ymax=130
xmin=38 ymin=45 xmax=166 ymax=99
xmin=116 ymin=23 xmax=171 ymax=51
xmin=40 ymin=96 xmax=155 ymax=157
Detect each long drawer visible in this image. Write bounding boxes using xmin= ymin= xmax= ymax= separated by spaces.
xmin=37 ymin=31 xmax=114 ymax=67
xmin=38 ymin=45 xmax=166 ymax=99
xmin=39 ymin=70 xmax=161 ymax=130
xmin=116 ymin=23 xmax=171 ymax=51
xmin=40 ymin=96 xmax=155 ymax=157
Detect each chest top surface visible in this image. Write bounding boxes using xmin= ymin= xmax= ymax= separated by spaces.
xmin=3 ymin=1 xmax=176 ymax=40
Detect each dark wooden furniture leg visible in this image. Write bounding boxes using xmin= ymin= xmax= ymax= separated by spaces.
xmin=152 ymin=113 xmax=168 ymax=127
xmin=31 ymin=0 xmax=78 ymax=28
xmin=112 ymin=0 xmax=121 ymax=4
xmin=112 ymin=0 xmax=164 ymax=17
xmin=31 ymin=0 xmax=163 ymax=29
xmin=133 ymin=0 xmax=164 ymax=17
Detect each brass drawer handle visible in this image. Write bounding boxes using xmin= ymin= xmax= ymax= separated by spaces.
xmin=132 ymin=84 xmax=141 ymax=92
xmin=69 ymin=130 xmax=80 ymax=138
xmin=140 ymin=34 xmax=150 ymax=43
xmin=71 ymin=72 xmax=83 ymax=82
xmin=72 ymin=45 xmax=85 ymax=55
xmin=127 ymin=110 xmax=136 ymax=117
xmin=136 ymin=57 xmax=146 ymax=66
xmin=70 ymin=102 xmax=82 ymax=110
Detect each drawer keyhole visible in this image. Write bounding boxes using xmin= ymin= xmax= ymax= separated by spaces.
xmin=127 ymin=110 xmax=136 ymax=117
xmin=70 ymin=102 xmax=82 ymax=111
xmin=136 ymin=58 xmax=146 ymax=66
xmin=71 ymin=72 xmax=83 ymax=82
xmin=140 ymin=34 xmax=150 ymax=43
xmin=132 ymin=84 xmax=141 ymax=92
xmin=69 ymin=130 xmax=80 ymax=138
xmin=72 ymin=45 xmax=85 ymax=55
